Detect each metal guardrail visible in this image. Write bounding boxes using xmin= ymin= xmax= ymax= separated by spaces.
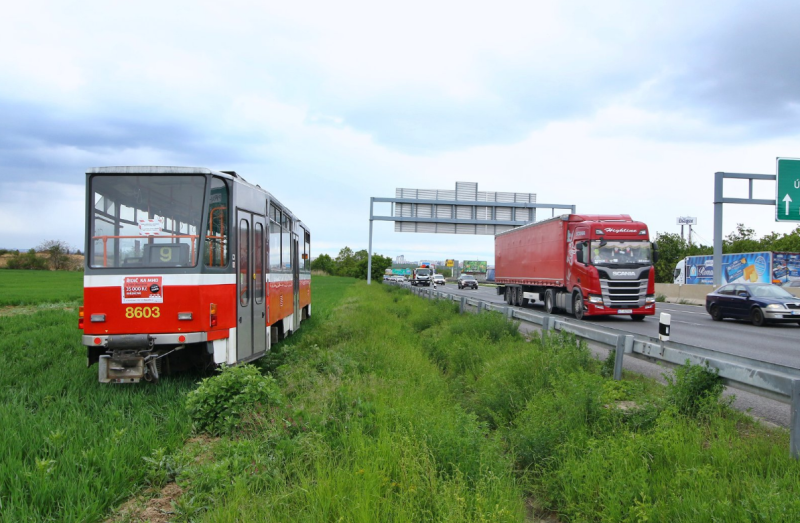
xmin=387 ymin=281 xmax=800 ymax=458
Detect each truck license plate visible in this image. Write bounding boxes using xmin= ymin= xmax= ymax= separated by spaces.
xmin=617 ymin=309 xmax=632 ymax=314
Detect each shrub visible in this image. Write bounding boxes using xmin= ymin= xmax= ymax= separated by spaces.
xmin=186 ymin=364 xmax=284 ymax=435
xmin=5 ymin=249 xmax=48 ymax=270
xmin=599 ymin=347 xmax=616 ymax=378
xmin=508 ymin=372 xmax=607 ymax=473
xmin=664 ymin=360 xmax=724 ymax=417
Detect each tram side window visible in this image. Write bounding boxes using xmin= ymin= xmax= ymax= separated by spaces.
xmin=281 ymin=214 xmax=291 ymax=270
xmin=205 ymin=177 xmax=230 ymax=268
xmin=269 ymin=216 xmax=282 ymax=271
xmin=303 ymin=229 xmax=311 ymax=271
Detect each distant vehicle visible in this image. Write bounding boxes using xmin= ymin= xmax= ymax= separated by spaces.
xmin=411 ymin=267 xmax=433 ymax=286
xmin=705 ymin=283 xmax=800 ymax=326
xmin=782 ymin=280 xmax=800 ymax=288
xmin=457 ymin=274 xmax=478 ymax=290
xmin=383 ymin=274 xmax=391 ymax=281
xmin=433 ymin=274 xmax=446 ymax=286
xmin=674 ymin=252 xmax=800 ymax=285
xmin=485 ymin=268 xmax=495 ymax=282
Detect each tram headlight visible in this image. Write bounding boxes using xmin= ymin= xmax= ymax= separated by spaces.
xmin=210 ymin=303 xmax=218 ymax=327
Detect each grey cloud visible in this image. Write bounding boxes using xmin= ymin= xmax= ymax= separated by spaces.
xmin=640 ymin=3 xmax=800 ymax=138
xmin=0 ymin=99 xmax=249 ymax=182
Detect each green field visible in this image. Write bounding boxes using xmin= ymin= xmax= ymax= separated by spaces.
xmin=0 ymin=269 xmax=83 ymax=306
xmin=2 ymin=273 xmax=800 ymax=522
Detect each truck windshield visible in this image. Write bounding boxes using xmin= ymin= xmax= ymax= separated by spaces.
xmin=416 ymin=269 xmax=431 ymax=276
xmin=591 ymin=241 xmax=652 ymax=266
xmin=90 ymin=175 xmax=206 ymax=268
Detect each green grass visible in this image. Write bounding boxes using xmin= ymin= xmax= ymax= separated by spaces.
xmin=0 ymin=273 xmax=353 ymax=522
xmin=4 ymin=272 xmax=800 ymax=522
xmin=0 ymin=269 xmax=83 ymax=306
xmin=171 ymin=277 xmax=800 ymax=523
xmin=0 ymin=308 xmax=196 ymax=522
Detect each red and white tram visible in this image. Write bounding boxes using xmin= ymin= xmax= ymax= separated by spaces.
xmin=79 ymin=167 xmax=311 ymax=383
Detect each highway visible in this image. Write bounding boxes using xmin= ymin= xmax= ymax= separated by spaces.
xmin=435 ymin=283 xmax=800 ymax=369
xmin=413 ymin=281 xmax=800 ymax=427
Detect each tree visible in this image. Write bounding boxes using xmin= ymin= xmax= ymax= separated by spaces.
xmin=772 ymin=226 xmax=800 ymax=252
xmin=36 ymin=240 xmax=72 ymax=270
xmin=653 ymin=232 xmax=687 ymax=283
xmin=334 ymin=247 xmax=359 ymax=277
xmin=310 ymin=253 xmax=334 ymax=274
xmin=355 ymin=253 xmax=392 ymax=281
xmin=723 ymin=223 xmax=761 ymax=254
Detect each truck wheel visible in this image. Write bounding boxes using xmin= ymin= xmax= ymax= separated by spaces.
xmin=573 ymin=292 xmax=585 ymax=320
xmin=515 ymin=287 xmax=523 ymax=307
xmin=544 ymin=289 xmax=555 ymax=314
xmin=505 ymin=287 xmax=511 ymax=304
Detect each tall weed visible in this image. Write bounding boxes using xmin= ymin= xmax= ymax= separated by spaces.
xmin=664 ymin=359 xmax=725 ymax=417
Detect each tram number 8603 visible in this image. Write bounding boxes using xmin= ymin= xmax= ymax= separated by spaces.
xmin=125 ymin=306 xmax=161 ymax=319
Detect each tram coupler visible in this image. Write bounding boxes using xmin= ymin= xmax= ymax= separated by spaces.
xmin=98 ymin=335 xmax=154 ymax=383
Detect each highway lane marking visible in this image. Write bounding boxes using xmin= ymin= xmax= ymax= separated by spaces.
xmin=658 ymin=307 xmax=707 ymax=316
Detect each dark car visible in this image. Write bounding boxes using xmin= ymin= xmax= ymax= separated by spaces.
xmin=457 ymin=274 xmax=478 ymax=290
xmin=705 ymin=283 xmax=800 ymax=326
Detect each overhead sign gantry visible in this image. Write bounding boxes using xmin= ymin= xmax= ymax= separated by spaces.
xmin=367 ymin=181 xmax=576 ymax=283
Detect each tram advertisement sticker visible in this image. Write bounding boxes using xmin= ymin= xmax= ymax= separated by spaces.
xmin=138 ymin=218 xmax=164 ymax=236
xmin=122 ymin=276 xmax=164 ymax=303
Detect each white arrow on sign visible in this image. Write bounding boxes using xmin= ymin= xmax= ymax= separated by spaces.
xmin=784 ymin=194 xmax=793 ymax=215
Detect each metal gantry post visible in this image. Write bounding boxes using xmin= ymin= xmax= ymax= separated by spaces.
xmin=712 ymin=172 xmax=775 ymax=287
xmin=713 ymin=172 xmax=724 ymax=287
xmin=367 ymin=197 xmax=374 ymax=285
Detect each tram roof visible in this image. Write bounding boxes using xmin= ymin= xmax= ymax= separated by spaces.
xmin=87 ymin=166 xmax=233 ymax=176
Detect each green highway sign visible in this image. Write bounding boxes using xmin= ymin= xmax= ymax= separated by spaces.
xmin=777 ymin=158 xmax=800 ymax=222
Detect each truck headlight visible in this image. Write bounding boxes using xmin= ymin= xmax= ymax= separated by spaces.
xmin=588 ymin=295 xmax=603 ymax=304
xmin=646 ymin=295 xmax=656 ymax=304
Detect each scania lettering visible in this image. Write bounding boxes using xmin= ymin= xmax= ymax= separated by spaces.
xmin=495 ymin=214 xmax=658 ymax=321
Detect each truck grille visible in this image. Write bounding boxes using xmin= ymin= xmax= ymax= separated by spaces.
xmin=599 ymin=279 xmax=648 ymax=308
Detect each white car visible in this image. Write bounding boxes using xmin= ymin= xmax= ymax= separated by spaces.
xmin=433 ymin=274 xmax=446 ymax=286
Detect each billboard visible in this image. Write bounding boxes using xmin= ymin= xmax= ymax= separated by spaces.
xmin=684 ymin=252 xmax=797 ymax=285
xmin=463 ymin=260 xmax=488 ymax=273
xmin=445 ymin=259 xmax=454 ymax=267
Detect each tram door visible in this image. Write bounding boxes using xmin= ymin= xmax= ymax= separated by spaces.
xmin=293 ymin=232 xmax=300 ymax=330
xmin=236 ymin=211 xmax=268 ymax=361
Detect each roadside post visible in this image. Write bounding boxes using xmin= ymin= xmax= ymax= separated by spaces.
xmin=659 ymin=313 xmax=671 ymax=342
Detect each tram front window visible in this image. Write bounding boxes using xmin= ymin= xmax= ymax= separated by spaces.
xmin=90 ymin=175 xmax=206 ymax=268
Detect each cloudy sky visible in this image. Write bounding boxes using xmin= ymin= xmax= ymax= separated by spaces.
xmin=3 ymin=0 xmax=800 ymax=263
